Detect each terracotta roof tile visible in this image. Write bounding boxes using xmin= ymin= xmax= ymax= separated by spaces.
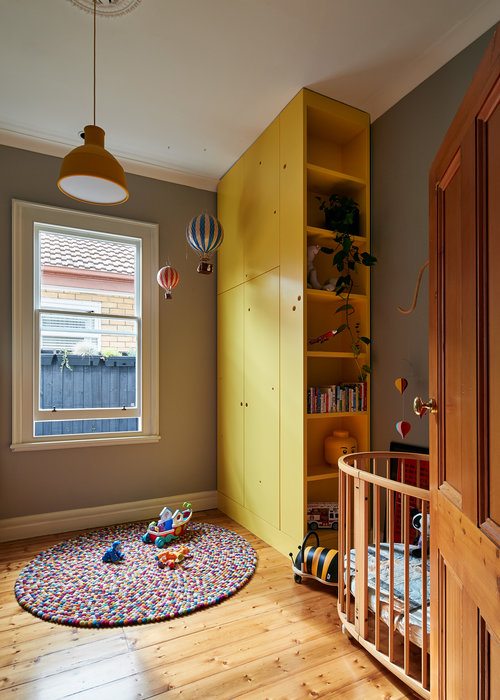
xmin=40 ymin=231 xmax=135 ymax=276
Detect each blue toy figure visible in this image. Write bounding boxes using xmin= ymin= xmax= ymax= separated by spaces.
xmin=102 ymin=540 xmax=125 ymax=563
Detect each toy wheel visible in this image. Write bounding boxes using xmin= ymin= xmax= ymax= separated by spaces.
xmin=309 ymin=522 xmax=318 ymax=531
xmin=332 ymin=522 xmax=338 ymax=531
xmin=142 ymin=533 xmax=152 ymax=544
xmin=155 ymin=536 xmax=166 ymax=548
xmin=294 ymin=574 xmax=302 ymax=584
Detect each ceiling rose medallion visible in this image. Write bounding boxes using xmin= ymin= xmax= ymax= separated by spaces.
xmin=68 ymin=0 xmax=142 ymax=18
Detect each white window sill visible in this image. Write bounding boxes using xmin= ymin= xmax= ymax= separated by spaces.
xmin=10 ymin=435 xmax=161 ymax=452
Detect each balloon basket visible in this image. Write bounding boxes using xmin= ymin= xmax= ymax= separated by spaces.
xmin=197 ymin=260 xmax=213 ymax=275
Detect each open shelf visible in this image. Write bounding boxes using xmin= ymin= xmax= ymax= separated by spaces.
xmin=307 ymin=464 xmax=340 ymax=481
xmin=309 ymin=529 xmax=339 ymax=550
xmin=307 ymin=163 xmax=366 ymax=196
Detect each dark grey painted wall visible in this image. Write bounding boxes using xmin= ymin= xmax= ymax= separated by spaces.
xmin=371 ymin=28 xmax=495 ymax=451
xmin=0 ymin=145 xmax=216 ymax=518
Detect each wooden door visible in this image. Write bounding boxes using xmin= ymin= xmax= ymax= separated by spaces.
xmin=429 ymin=29 xmax=500 ymax=698
xmin=217 ymin=285 xmax=245 ymax=504
xmin=244 ymin=268 xmax=280 ymax=527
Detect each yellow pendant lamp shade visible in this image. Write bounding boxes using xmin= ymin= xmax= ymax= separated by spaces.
xmin=58 ymin=125 xmax=129 ymax=205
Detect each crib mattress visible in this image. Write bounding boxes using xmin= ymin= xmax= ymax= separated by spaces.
xmin=347 ymin=543 xmax=430 ymax=648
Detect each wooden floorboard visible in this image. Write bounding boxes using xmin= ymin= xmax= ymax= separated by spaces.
xmin=0 ymin=509 xmax=416 ymax=699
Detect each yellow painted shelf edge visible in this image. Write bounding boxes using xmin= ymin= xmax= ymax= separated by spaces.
xmin=307 ymin=350 xmax=367 ymax=359
xmin=306 ymin=289 xmax=367 ymax=303
xmin=306 ymin=411 xmax=368 ymax=419
xmin=306 ymin=163 xmax=366 ymax=187
xmin=306 ymin=225 xmax=367 ymax=244
xmin=307 ymin=465 xmax=340 ymax=481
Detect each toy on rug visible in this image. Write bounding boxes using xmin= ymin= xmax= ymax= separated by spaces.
xmin=102 ymin=540 xmax=125 ymax=563
xmin=156 ymin=545 xmax=190 ymax=570
xmin=142 ymin=502 xmax=193 ymax=548
xmin=289 ymin=530 xmax=338 ymax=587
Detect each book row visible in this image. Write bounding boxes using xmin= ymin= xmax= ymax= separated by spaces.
xmin=307 ymin=382 xmax=367 ymax=414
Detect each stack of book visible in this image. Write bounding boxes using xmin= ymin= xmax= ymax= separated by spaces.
xmin=307 ymin=382 xmax=367 ymax=414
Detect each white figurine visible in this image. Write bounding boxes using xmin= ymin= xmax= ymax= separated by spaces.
xmin=307 ymin=245 xmax=322 ymax=289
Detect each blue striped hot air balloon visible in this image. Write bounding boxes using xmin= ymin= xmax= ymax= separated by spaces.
xmin=186 ymin=212 xmax=224 ymax=274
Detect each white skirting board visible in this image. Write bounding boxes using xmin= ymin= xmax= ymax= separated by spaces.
xmin=0 ymin=490 xmax=217 ymax=542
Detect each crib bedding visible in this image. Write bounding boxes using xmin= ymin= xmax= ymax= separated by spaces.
xmin=347 ymin=543 xmax=430 ymax=648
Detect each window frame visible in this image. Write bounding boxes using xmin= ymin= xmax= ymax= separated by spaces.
xmin=39 ymin=297 xmax=103 ymax=353
xmin=11 ymin=200 xmax=160 ymax=451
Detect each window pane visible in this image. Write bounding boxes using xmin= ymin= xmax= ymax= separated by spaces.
xmin=39 ymin=320 xmax=137 ymax=410
xmin=35 ymin=418 xmax=139 ymax=436
xmin=39 ymin=230 xmax=137 ymax=317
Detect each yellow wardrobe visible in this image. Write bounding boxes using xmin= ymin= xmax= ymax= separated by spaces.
xmin=217 ymin=89 xmax=371 ymax=556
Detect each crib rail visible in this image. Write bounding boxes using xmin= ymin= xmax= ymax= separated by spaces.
xmin=338 ymin=451 xmax=430 ymax=699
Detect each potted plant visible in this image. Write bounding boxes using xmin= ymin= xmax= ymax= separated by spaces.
xmin=312 ymin=193 xmax=376 ymax=380
xmin=317 ymin=193 xmax=360 ymax=235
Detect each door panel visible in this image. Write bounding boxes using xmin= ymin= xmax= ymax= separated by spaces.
xmin=217 ymin=157 xmax=245 ymax=293
xmin=242 ymin=119 xmax=280 ymax=281
xmin=440 ymin=160 xmax=465 ymax=499
xmin=429 ymin=31 xmax=500 ymax=699
xmin=244 ymin=269 xmax=280 ymax=526
xmin=217 ymin=285 xmax=244 ymax=504
xmin=485 ymin=88 xmax=500 ymax=533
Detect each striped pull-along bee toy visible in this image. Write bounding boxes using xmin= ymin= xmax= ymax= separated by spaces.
xmin=289 ymin=530 xmax=338 ymax=586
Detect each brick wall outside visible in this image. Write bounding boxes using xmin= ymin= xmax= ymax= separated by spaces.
xmin=42 ymin=288 xmax=136 ymax=353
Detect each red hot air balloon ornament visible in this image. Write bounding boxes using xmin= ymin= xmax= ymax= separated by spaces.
xmin=157 ymin=263 xmax=180 ymax=300
xmin=186 ymin=212 xmax=224 ymax=274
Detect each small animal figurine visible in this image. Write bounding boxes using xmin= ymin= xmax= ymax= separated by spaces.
xmin=102 ymin=540 xmax=125 ymax=563
xmin=411 ymin=511 xmax=430 ymax=558
xmin=307 ymin=245 xmax=322 ymax=289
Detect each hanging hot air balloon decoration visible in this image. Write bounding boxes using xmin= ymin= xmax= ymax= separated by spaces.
xmin=157 ymin=263 xmax=180 ymax=300
xmin=186 ymin=212 xmax=224 ymax=274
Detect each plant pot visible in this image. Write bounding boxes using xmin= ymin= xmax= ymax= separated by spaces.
xmin=104 ymin=356 xmax=136 ymax=367
xmin=40 ymin=352 xmax=56 ymax=366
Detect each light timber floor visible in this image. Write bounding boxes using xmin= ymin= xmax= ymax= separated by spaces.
xmin=0 ymin=509 xmax=416 ymax=699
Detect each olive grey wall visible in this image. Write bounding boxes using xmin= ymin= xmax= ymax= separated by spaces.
xmin=371 ymin=28 xmax=495 ymax=452
xmin=0 ymin=145 xmax=216 ymax=519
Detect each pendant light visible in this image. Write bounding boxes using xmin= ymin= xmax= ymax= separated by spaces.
xmin=58 ymin=0 xmax=129 ymax=205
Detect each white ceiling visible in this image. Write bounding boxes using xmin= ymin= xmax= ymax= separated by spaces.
xmin=0 ymin=0 xmax=498 ymax=191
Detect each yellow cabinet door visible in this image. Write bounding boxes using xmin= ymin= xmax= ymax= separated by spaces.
xmin=217 ymin=285 xmax=244 ymax=504
xmin=217 ymin=156 xmax=245 ymax=294
xmin=242 ymin=119 xmax=280 ymax=282
xmin=244 ymin=268 xmax=280 ymax=527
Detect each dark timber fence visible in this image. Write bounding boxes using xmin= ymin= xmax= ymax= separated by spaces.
xmin=36 ymin=353 xmax=138 ymax=435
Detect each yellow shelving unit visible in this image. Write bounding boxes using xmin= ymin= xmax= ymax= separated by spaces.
xmin=217 ymin=88 xmax=370 ymax=557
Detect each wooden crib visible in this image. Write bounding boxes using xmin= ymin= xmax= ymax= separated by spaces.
xmin=338 ymin=451 xmax=430 ymax=699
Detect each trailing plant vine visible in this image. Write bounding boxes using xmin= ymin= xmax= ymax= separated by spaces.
xmin=59 ymin=349 xmax=73 ymax=372
xmin=316 ymin=195 xmax=376 ymax=380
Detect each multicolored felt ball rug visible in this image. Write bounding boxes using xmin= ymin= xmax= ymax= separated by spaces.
xmin=15 ymin=521 xmax=257 ymax=628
